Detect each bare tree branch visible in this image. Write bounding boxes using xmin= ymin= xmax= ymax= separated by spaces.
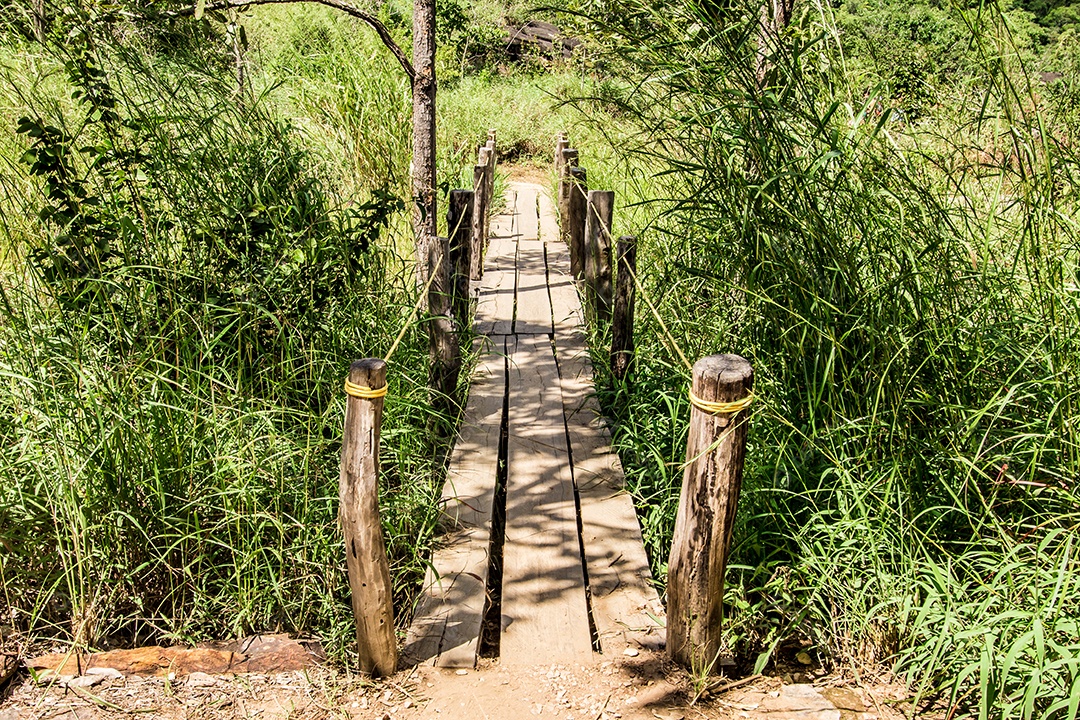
xmin=164 ymin=0 xmax=415 ymax=81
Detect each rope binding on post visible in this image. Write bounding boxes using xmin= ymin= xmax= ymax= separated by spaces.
xmin=345 ymin=379 xmax=388 ymax=399
xmin=688 ymin=390 xmax=753 ymax=416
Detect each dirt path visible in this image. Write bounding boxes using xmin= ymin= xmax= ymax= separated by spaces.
xmin=1 ymin=649 xmax=908 ymax=720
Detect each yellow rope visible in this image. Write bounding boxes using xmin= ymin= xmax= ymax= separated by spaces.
xmin=345 ymin=379 xmax=389 ymax=400
xmin=689 ymin=390 xmax=753 ymax=415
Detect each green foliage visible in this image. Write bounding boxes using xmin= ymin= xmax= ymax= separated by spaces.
xmin=566 ymin=0 xmax=1080 ymax=715
xmin=0 ymin=6 xmax=442 ymax=661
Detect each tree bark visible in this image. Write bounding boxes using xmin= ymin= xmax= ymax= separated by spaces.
xmin=412 ymin=0 xmax=437 ymax=250
xmin=755 ymin=0 xmax=795 ymax=90
xmin=32 ymin=0 xmax=46 ymax=43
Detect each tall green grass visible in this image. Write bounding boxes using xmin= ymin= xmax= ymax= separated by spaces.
xmin=564 ymin=0 xmax=1080 ymax=715
xmin=0 ymin=8 xmax=448 ymax=663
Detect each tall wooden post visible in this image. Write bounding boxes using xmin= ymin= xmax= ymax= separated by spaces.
xmin=567 ymin=166 xmax=588 ymax=282
xmin=427 ymin=235 xmax=461 ymax=412
xmin=448 ymin=190 xmax=473 ymax=331
xmin=667 ymin=355 xmax=753 ymax=673
xmin=611 ymin=235 xmax=637 ymax=380
xmin=558 ymin=149 xmax=579 ymax=244
xmin=584 ymin=190 xmax=614 ymax=323
xmin=339 ymin=359 xmax=397 ymax=677
xmin=471 ymin=161 xmax=487 ymax=280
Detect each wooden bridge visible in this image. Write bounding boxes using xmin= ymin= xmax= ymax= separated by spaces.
xmin=401 ymin=181 xmax=665 ymax=668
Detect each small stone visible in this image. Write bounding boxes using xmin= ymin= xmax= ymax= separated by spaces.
xmin=65 ymin=674 xmax=103 ymax=688
xmin=796 ymin=651 xmax=813 ymax=665
xmin=187 ymin=671 xmax=217 ymax=687
xmin=85 ymin=667 xmax=124 ymax=680
xmin=404 ymin=700 xmax=414 ymax=709
xmin=455 ymin=669 xmax=469 ymax=676
xmin=622 ymin=648 xmax=639 ymax=657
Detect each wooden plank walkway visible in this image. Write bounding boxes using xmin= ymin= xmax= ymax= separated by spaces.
xmin=402 ymin=180 xmax=663 ymax=670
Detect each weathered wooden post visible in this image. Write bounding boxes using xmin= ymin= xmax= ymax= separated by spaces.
xmin=427 ymin=235 xmax=461 ymax=412
xmin=485 ymin=134 xmax=497 ymax=204
xmin=584 ymin=190 xmax=614 ymax=323
xmin=471 ymin=159 xmax=488 ymax=280
xmin=558 ymin=149 xmax=580 ymax=244
xmin=610 ymin=235 xmax=637 ymax=380
xmin=567 ymin=166 xmax=588 ymax=282
xmin=667 ymin=355 xmax=753 ymax=673
xmin=447 ymin=190 xmax=473 ymax=330
xmin=339 ymin=359 xmax=397 ymax=676
xmin=555 ymin=133 xmax=569 ymax=177
xmin=479 ymin=146 xmax=494 ymax=244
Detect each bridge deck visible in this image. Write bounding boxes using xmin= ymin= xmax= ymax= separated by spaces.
xmin=402 ymin=181 xmax=663 ymax=669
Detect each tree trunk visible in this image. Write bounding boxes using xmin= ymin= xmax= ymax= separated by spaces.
xmin=32 ymin=0 xmax=45 ymax=43
xmin=755 ymin=0 xmax=795 ymax=90
xmin=412 ymin=0 xmax=437 ymax=254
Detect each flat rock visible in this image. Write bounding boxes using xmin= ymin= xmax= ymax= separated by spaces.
xmin=27 ymin=634 xmax=322 ymax=678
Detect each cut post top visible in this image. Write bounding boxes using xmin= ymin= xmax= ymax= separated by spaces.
xmin=691 ymin=354 xmax=753 ymax=401
xmin=349 ymin=358 xmax=387 ymax=391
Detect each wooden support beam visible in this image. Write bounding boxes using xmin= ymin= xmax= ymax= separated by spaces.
xmin=339 ymin=359 xmax=397 ymax=677
xmin=667 ymin=355 xmax=753 ymax=673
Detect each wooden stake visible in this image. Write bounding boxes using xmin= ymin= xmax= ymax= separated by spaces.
xmin=339 ymin=358 xmax=397 ymax=677
xmin=448 ymin=190 xmax=473 ymax=330
xmin=566 ymin=166 xmax=588 ymax=282
xmin=427 ymin=234 xmax=461 ymax=412
xmin=610 ymin=235 xmax=637 ymax=380
xmin=471 ymin=162 xmax=487 ymax=280
xmin=667 ymin=355 xmax=753 ymax=673
xmin=584 ymin=190 xmax=614 ymax=323
xmin=558 ymin=149 xmax=579 ymax=246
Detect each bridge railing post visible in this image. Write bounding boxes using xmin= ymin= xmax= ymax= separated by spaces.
xmin=610 ymin=235 xmax=637 ymax=380
xmin=558 ymin=148 xmax=579 ymax=248
xmin=567 ymin=166 xmax=588 ymax=282
xmin=666 ymin=354 xmax=753 ymax=674
xmin=448 ymin=189 xmax=473 ymax=329
xmin=584 ymin=189 xmax=614 ymax=323
xmin=471 ymin=158 xmax=488 ymax=281
xmin=339 ymin=359 xmax=397 ymax=677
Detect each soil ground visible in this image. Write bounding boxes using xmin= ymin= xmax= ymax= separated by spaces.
xmin=0 ymin=649 xmax=911 ymax=720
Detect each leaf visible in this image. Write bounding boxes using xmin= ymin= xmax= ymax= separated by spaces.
xmin=195 ymin=0 xmax=206 ymax=21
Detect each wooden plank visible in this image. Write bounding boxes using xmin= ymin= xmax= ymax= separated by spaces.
xmin=538 ymin=188 xmax=560 ymax=243
xmin=402 ymin=336 xmax=506 ymax=668
xmin=489 ymin=189 xmax=517 ymax=240
xmin=554 ymin=330 xmax=665 ymax=655
xmin=517 ymin=186 xmax=540 ymax=241
xmin=514 ymin=238 xmax=551 ymax=335
xmin=545 ymin=230 xmax=585 ymax=334
xmin=475 ymin=234 xmax=516 ymax=336
xmin=500 ymin=333 xmax=594 ymax=665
